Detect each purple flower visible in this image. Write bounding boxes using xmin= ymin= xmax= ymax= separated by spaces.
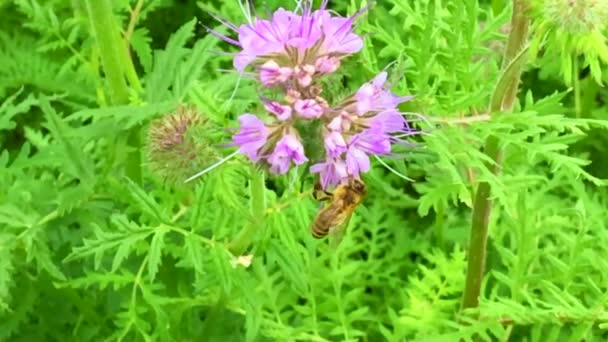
xmin=310 ymin=158 xmax=348 ymax=189
xmin=213 ymin=2 xmax=365 ymax=75
xmin=349 ymin=130 xmax=391 ymax=155
xmin=267 ymin=134 xmax=308 ymax=174
xmin=294 ymin=99 xmax=324 ymax=119
xmin=264 ymin=100 xmax=292 ymax=121
xmin=232 ymin=9 xmax=295 ymax=71
xmin=355 ymin=72 xmax=413 ymax=115
xmin=366 ymin=110 xmax=407 ymax=133
xmin=315 ymin=9 xmax=365 ymax=55
xmin=232 ymin=114 xmax=270 ymax=161
xmin=324 ymin=130 xmax=347 ymax=157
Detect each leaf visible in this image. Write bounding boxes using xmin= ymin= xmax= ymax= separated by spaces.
xmin=0 ymin=88 xmax=38 ymax=131
xmin=145 ymin=18 xmax=197 ymax=102
xmin=0 ymin=233 xmax=16 ymax=313
xmin=185 ymin=233 xmax=205 ymax=275
xmin=39 ymin=96 xmax=95 ymax=184
xmin=64 ymin=215 xmax=154 ymax=271
xmin=147 ymin=227 xmax=167 ymax=282
xmin=122 ymin=176 xmax=171 ymax=223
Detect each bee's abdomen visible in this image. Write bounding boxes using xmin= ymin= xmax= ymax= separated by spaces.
xmin=311 ymin=219 xmax=330 ymax=239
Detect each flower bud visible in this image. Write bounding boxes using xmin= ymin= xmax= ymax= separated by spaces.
xmin=146 ymin=106 xmax=218 ymax=185
xmin=544 ymin=0 xmax=608 ymax=33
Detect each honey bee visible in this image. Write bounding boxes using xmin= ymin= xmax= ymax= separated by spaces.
xmin=311 ymin=178 xmax=367 ymax=239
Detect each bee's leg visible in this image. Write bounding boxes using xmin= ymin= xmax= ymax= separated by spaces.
xmin=312 ymin=179 xmax=332 ymax=201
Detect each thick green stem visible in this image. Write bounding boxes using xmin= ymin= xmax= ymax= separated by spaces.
xmin=434 ymin=201 xmax=445 ymax=250
xmin=84 ymin=0 xmax=130 ymax=104
xmin=573 ymin=55 xmax=581 ymax=118
xmin=84 ymin=0 xmax=143 ymax=183
xmin=228 ymin=169 xmax=266 ymax=255
xmin=461 ymin=0 xmax=529 ymax=310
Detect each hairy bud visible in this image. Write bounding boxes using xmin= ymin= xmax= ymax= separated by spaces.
xmin=544 ymin=0 xmax=608 ymax=33
xmin=146 ymin=106 xmax=218 ymax=184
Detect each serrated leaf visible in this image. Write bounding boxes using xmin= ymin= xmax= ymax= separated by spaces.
xmin=147 ymin=227 xmax=167 ymax=282
xmin=185 ymin=233 xmax=205 ymax=275
xmin=122 ymin=176 xmax=170 ymax=223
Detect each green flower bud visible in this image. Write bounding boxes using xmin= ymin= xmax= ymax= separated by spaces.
xmin=146 ymin=106 xmax=219 ymax=185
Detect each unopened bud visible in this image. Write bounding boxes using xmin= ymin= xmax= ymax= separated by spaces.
xmin=146 ymin=106 xmax=218 ymax=185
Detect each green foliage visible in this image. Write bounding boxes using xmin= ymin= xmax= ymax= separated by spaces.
xmin=1 ymin=0 xmax=608 ymax=341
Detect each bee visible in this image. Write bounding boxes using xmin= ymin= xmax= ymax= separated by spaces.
xmin=311 ymin=178 xmax=367 ymax=239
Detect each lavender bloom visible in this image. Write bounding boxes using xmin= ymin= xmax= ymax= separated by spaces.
xmin=309 ymin=72 xmax=419 ymax=189
xmin=310 ymin=158 xmax=349 ymax=190
xmin=232 ymin=114 xmax=270 ymax=161
xmin=212 ymin=2 xmax=365 ymax=80
xmin=267 ymin=134 xmax=308 ymax=174
xmin=355 ymin=72 xmax=413 ymax=115
xmin=349 ymin=130 xmax=391 ymax=155
xmin=206 ymin=3 xmax=421 ymax=189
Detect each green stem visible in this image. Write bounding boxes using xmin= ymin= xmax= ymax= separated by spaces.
xmin=228 ymin=169 xmax=266 ymax=255
xmin=84 ymin=0 xmax=130 ymax=104
xmin=461 ymin=0 xmax=529 ymax=311
xmin=573 ymin=55 xmax=581 ymax=118
xmin=84 ymin=0 xmax=143 ymax=183
xmin=434 ymin=201 xmax=445 ymax=250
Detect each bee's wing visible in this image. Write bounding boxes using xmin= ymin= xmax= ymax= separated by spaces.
xmin=327 ymin=212 xmax=354 ymax=249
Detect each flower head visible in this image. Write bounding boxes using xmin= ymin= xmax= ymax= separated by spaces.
xmin=309 ymin=72 xmax=420 ymax=189
xmin=211 ymin=1 xmax=366 ymax=82
xmin=207 ymin=3 xmax=422 ymax=189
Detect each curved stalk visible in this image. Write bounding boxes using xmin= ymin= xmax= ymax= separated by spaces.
xmin=461 ymin=0 xmax=530 ymax=310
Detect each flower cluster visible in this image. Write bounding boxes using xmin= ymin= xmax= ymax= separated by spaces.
xmin=212 ymin=1 xmax=418 ymax=189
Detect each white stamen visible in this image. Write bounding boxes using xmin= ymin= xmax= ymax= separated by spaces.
xmin=184 ymin=150 xmax=240 ymax=183
xmin=238 ymin=0 xmax=252 ymax=24
xmin=229 ymin=72 xmax=243 ymax=104
xmin=373 ymin=155 xmax=415 ymax=182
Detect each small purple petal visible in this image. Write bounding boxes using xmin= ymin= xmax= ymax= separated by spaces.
xmin=259 ymin=60 xmax=293 ymax=86
xmin=345 ymin=147 xmax=370 ymax=177
xmin=324 ymin=130 xmax=347 ymax=157
xmin=354 ymin=72 xmax=413 ymax=115
xmin=232 ymin=114 xmax=269 ymax=161
xmin=367 ymin=110 xmax=406 ymax=133
xmin=264 ymin=100 xmax=293 ymax=121
xmin=350 ymin=130 xmax=391 ymax=155
xmin=267 ymin=134 xmax=308 ymax=174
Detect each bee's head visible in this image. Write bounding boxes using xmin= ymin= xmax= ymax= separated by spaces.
xmin=350 ymin=178 xmax=367 ymax=195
